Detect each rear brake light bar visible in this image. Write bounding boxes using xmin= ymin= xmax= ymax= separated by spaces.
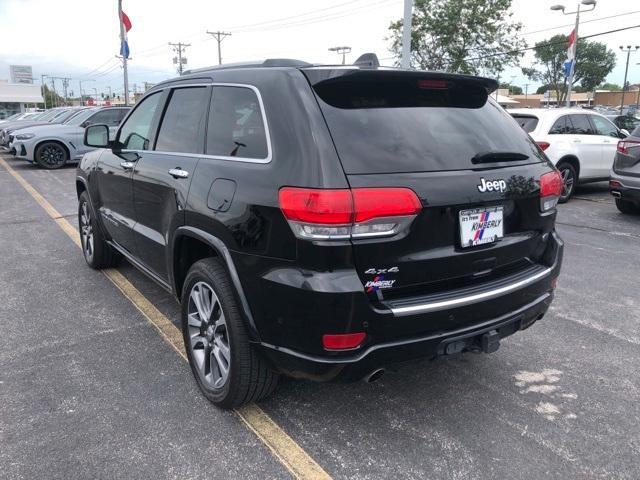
xmin=539 ymin=170 xmax=563 ymax=212
xmin=617 ymin=139 xmax=640 ymax=155
xmin=279 ymin=187 xmax=421 ymax=240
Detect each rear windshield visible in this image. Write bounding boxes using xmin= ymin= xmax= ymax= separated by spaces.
xmin=312 ymin=77 xmax=545 ymax=174
xmin=511 ymin=114 xmax=539 ymax=133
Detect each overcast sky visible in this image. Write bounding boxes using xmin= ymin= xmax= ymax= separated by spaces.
xmin=0 ymin=0 xmax=638 ymax=97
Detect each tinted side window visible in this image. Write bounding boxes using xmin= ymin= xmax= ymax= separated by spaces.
xmin=88 ymin=109 xmax=124 ymax=126
xmin=549 ymin=115 xmax=571 ymax=134
xmin=206 ymin=86 xmax=268 ymax=160
xmin=590 ymin=115 xmax=619 ymax=138
xmin=119 ymin=92 xmax=162 ymax=150
xmin=155 ymin=87 xmax=209 ymax=154
xmin=569 ymin=115 xmax=594 ymax=135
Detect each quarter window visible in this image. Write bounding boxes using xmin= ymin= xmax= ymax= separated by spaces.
xmin=206 ymin=86 xmax=268 ymax=160
xmin=155 ymin=87 xmax=209 ymax=154
xmin=549 ymin=115 xmax=571 ymax=134
xmin=118 ymin=92 xmax=162 ymax=150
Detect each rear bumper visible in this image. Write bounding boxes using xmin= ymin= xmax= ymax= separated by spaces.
xmin=246 ymin=232 xmax=563 ymax=381
xmin=610 ymin=172 xmax=640 ymax=203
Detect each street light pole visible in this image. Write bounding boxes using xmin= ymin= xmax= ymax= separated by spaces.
xmin=619 ymin=46 xmax=639 ymax=113
xmin=401 ymin=0 xmax=413 ymax=69
xmin=550 ymin=0 xmax=596 ymax=107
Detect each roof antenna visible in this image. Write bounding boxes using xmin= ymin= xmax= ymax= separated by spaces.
xmin=353 ymin=53 xmax=380 ymax=69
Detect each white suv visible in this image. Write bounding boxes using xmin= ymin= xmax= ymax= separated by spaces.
xmin=510 ymin=108 xmax=627 ymax=201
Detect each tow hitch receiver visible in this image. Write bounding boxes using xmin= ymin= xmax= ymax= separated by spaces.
xmin=480 ymin=330 xmax=500 ymax=353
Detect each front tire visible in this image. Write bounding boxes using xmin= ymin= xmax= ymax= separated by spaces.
xmin=78 ymin=191 xmax=120 ymax=269
xmin=181 ymin=258 xmax=278 ymax=409
xmin=615 ymin=198 xmax=640 ymax=215
xmin=557 ymin=162 xmax=577 ymax=203
xmin=35 ymin=141 xmax=68 ymax=169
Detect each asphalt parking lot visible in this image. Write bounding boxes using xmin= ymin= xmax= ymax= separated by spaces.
xmin=1 ymin=154 xmax=639 ymax=479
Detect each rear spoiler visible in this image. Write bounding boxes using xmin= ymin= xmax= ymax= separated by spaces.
xmin=302 ymin=68 xmax=499 ymax=94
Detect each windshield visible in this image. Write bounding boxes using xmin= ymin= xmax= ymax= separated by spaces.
xmin=34 ymin=109 xmax=62 ymax=122
xmin=64 ymin=108 xmax=97 ymax=126
xmin=4 ymin=113 xmax=23 ymax=121
xmin=313 ymin=79 xmax=545 ymax=173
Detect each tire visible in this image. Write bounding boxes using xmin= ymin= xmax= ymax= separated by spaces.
xmin=557 ymin=162 xmax=577 ymax=203
xmin=78 ymin=191 xmax=120 ymax=269
xmin=35 ymin=141 xmax=68 ymax=169
xmin=181 ymin=258 xmax=278 ymax=409
xmin=615 ymin=198 xmax=640 ymax=215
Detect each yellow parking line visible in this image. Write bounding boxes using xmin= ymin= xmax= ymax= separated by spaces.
xmin=0 ymin=157 xmax=332 ymax=480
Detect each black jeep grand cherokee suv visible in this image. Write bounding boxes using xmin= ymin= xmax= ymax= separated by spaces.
xmin=77 ymin=55 xmax=563 ymax=408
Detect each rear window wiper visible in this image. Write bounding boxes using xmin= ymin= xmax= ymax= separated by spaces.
xmin=471 ymin=151 xmax=529 ymax=164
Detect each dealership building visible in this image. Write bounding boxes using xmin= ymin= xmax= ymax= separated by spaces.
xmin=0 ymin=80 xmax=44 ymax=119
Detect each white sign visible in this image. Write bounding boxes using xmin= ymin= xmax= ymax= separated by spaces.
xmin=10 ymin=65 xmax=33 ymax=84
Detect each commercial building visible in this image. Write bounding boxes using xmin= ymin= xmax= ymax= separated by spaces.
xmin=0 ymin=80 xmax=44 ymax=119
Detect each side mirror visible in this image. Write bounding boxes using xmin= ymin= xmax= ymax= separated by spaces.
xmin=84 ymin=124 xmax=111 ymax=148
xmin=620 ymin=129 xmax=630 ymax=138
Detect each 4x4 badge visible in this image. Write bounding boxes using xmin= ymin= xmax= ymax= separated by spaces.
xmin=364 ymin=267 xmax=399 ymax=275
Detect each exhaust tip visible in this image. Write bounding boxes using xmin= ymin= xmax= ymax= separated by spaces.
xmin=364 ymin=368 xmax=385 ymax=383
xmin=611 ymin=191 xmax=622 ymax=198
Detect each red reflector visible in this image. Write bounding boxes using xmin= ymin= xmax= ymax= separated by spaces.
xmin=540 ymin=171 xmax=563 ymax=197
xmin=418 ymin=79 xmax=448 ymax=89
xmin=352 ymin=188 xmax=422 ymax=223
xmin=279 ymin=188 xmax=353 ymax=224
xmin=322 ymin=332 xmax=366 ymax=350
xmin=551 ymin=277 xmax=558 ymax=290
xmin=536 ymin=141 xmax=550 ymax=151
xmin=610 ymin=180 xmax=622 ymax=188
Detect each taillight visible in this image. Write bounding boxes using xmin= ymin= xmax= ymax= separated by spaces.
xmin=322 ymin=332 xmax=366 ymax=351
xmin=536 ymin=141 xmax=550 ymax=151
xmin=617 ymin=139 xmax=640 ymax=155
xmin=539 ymin=170 xmax=563 ymax=211
xmin=279 ymin=187 xmax=421 ymax=240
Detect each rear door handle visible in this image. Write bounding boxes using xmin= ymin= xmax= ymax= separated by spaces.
xmin=120 ymin=161 xmax=135 ymax=170
xmin=168 ymin=168 xmax=189 ymax=179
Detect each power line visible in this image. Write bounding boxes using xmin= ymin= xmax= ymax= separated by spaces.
xmin=206 ymin=31 xmax=232 ymax=65
xmin=520 ymin=10 xmax=640 ymax=37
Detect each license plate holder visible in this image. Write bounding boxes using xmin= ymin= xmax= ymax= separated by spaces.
xmin=459 ymin=206 xmax=504 ymax=248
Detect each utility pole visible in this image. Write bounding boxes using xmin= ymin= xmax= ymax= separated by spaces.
xmin=206 ymin=31 xmax=231 ymax=65
xmin=328 ymin=46 xmax=352 ymax=65
xmin=41 ymin=74 xmax=48 ymax=109
xmin=78 ymin=79 xmax=94 ymax=106
xmin=117 ymin=0 xmax=130 ymax=106
xmin=619 ymin=45 xmax=639 ymax=113
xmin=401 ymin=0 xmax=413 ymax=69
xmin=169 ymin=42 xmax=190 ymax=74
xmin=62 ymin=78 xmax=70 ymax=104
xmin=524 ymin=83 xmax=530 ymax=103
xmin=50 ymin=78 xmax=57 ymax=107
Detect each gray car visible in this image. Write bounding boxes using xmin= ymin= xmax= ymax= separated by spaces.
xmin=610 ymin=125 xmax=640 ymax=214
xmin=11 ymin=107 xmax=130 ymax=169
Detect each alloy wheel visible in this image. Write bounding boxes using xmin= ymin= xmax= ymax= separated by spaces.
xmin=40 ymin=144 xmax=65 ymax=166
xmin=560 ymin=167 xmax=574 ymax=199
xmin=79 ymin=201 xmax=94 ymax=262
xmin=187 ymin=281 xmax=231 ymax=389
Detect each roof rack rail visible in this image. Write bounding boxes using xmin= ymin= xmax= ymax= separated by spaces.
xmin=181 ymin=58 xmax=312 ymax=75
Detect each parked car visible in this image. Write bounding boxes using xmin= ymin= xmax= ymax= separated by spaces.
xmin=0 ymin=107 xmax=87 ymax=150
xmin=606 ymin=114 xmax=640 ymax=133
xmin=77 ymin=55 xmax=563 ymax=408
xmin=510 ymin=108 xmax=627 ymax=201
xmin=12 ymin=106 xmax=129 ymax=168
xmin=0 ymin=111 xmax=41 ymax=126
xmin=610 ymin=126 xmax=640 ymax=214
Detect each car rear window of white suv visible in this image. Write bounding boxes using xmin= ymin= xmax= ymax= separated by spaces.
xmin=511 ymin=115 xmax=539 ymax=133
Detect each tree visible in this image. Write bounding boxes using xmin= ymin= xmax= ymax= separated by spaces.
xmin=500 ymin=82 xmax=523 ymax=95
xmin=41 ymin=85 xmax=67 ymax=107
xmin=522 ymin=34 xmax=616 ymax=103
xmin=599 ymin=82 xmax=622 ymax=91
xmin=387 ymin=0 xmax=526 ymax=76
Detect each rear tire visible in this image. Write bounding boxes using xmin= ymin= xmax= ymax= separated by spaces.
xmin=35 ymin=141 xmax=68 ymax=169
xmin=78 ymin=191 xmax=120 ymax=269
xmin=557 ymin=162 xmax=577 ymax=203
xmin=181 ymin=258 xmax=278 ymax=409
xmin=615 ymin=198 xmax=640 ymax=215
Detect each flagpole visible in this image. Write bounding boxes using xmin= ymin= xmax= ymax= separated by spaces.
xmin=566 ymin=5 xmax=580 ymax=108
xmin=118 ymin=0 xmax=129 ymax=106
